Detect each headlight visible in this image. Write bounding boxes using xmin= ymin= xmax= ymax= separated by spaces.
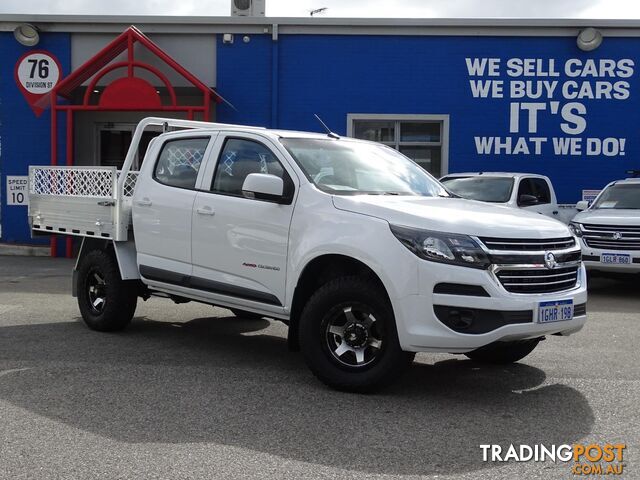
xmin=390 ymin=225 xmax=490 ymax=269
xmin=569 ymin=222 xmax=583 ymax=237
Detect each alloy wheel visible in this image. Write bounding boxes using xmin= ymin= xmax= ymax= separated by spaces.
xmin=87 ymin=270 xmax=107 ymax=315
xmin=325 ymin=305 xmax=384 ymax=367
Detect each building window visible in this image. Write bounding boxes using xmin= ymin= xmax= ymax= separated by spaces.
xmin=347 ymin=114 xmax=449 ymax=177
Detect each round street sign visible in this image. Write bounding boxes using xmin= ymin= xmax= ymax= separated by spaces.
xmin=14 ymin=50 xmax=62 ymax=117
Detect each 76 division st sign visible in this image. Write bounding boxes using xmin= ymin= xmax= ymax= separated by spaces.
xmin=14 ymin=51 xmax=62 ymax=117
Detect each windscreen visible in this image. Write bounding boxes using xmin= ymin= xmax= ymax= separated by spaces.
xmin=440 ymin=176 xmax=514 ymax=203
xmin=280 ymin=138 xmax=448 ymax=197
xmin=592 ymin=183 xmax=640 ymax=209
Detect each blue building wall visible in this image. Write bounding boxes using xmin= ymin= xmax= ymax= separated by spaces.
xmin=217 ymin=34 xmax=640 ymax=204
xmin=217 ymin=34 xmax=273 ymax=127
xmin=1 ymin=30 xmax=638 ymax=245
xmin=0 ymin=32 xmax=70 ymax=245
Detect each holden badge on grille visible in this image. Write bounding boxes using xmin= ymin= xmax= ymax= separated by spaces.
xmin=544 ymin=251 xmax=557 ymax=270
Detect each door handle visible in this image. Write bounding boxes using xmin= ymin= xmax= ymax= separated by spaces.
xmin=196 ymin=206 xmax=215 ymax=216
xmin=136 ymin=198 xmax=152 ymax=207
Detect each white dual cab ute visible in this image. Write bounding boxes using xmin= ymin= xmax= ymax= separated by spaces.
xmin=570 ymin=178 xmax=640 ymax=272
xmin=28 ymin=117 xmax=587 ymax=392
xmin=440 ymin=172 xmax=577 ymax=223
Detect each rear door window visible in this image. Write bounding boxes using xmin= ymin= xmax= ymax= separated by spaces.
xmin=153 ymin=137 xmax=210 ymax=189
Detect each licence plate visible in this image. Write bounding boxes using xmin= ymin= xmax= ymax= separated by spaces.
xmin=537 ymin=300 xmax=574 ymax=324
xmin=600 ymin=253 xmax=631 ymax=264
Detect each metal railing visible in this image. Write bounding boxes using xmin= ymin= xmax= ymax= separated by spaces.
xmin=29 ymin=166 xmax=139 ymax=198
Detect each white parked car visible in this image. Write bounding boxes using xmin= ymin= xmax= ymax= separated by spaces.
xmin=440 ymin=172 xmax=576 ymax=223
xmin=570 ymin=178 xmax=640 ymax=273
xmin=28 ymin=118 xmax=587 ymax=392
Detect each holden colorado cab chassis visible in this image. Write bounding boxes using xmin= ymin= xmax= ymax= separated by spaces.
xmin=28 ymin=117 xmax=587 ymax=392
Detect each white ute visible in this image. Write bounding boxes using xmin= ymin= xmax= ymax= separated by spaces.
xmin=440 ymin=172 xmax=576 ymax=223
xmin=28 ymin=118 xmax=587 ymax=392
xmin=571 ymin=178 xmax=640 ymax=273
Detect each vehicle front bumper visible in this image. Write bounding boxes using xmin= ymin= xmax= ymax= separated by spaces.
xmin=392 ymin=260 xmax=587 ymax=353
xmin=579 ymin=238 xmax=640 ymax=273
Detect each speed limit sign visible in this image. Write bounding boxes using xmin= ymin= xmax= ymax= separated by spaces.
xmin=6 ymin=176 xmax=29 ymax=206
xmin=14 ymin=51 xmax=62 ymax=116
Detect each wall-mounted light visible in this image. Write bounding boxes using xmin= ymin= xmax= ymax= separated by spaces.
xmin=577 ymin=27 xmax=603 ymax=51
xmin=222 ymin=33 xmax=234 ymax=44
xmin=14 ymin=23 xmax=40 ymax=47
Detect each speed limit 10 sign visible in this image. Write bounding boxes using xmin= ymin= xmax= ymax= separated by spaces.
xmin=14 ymin=51 xmax=62 ymax=117
xmin=6 ymin=176 xmax=29 ymax=206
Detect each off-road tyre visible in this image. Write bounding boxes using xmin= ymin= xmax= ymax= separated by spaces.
xmin=77 ymin=249 xmax=138 ymax=332
xmin=299 ymin=276 xmax=414 ymax=393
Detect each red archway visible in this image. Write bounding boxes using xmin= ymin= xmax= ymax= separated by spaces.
xmin=50 ymin=26 xmax=223 ymax=257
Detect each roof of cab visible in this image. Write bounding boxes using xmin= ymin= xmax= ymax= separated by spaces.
xmin=441 ymin=172 xmax=550 ymax=179
xmin=170 ymin=128 xmax=388 ymax=151
xmin=615 ymin=177 xmax=640 ymax=184
xmin=268 ymin=129 xmax=344 ymax=139
xmin=155 ymin=125 xmax=340 ymax=141
xmin=167 ymin=125 xmax=359 ymax=141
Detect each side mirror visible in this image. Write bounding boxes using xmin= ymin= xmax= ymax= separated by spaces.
xmin=242 ymin=173 xmax=285 ymax=202
xmin=576 ymin=200 xmax=589 ymax=212
xmin=518 ymin=194 xmax=539 ymax=207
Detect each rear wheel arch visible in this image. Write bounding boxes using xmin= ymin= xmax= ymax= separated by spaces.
xmin=73 ymin=238 xmax=114 ymax=297
xmin=73 ymin=238 xmax=139 ymax=297
xmin=76 ymin=247 xmax=139 ymax=331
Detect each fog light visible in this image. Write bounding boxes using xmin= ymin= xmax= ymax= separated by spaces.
xmin=449 ymin=309 xmax=474 ymax=330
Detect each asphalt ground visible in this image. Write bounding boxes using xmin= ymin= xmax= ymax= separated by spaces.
xmin=0 ymin=256 xmax=637 ymax=479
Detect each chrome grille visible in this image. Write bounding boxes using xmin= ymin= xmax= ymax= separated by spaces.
xmin=582 ymin=224 xmax=640 ymax=251
xmin=495 ymin=265 xmax=580 ymax=294
xmin=479 ymin=237 xmax=575 ymax=251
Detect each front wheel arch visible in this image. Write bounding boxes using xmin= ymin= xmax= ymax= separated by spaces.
xmin=287 ymin=254 xmax=393 ymax=352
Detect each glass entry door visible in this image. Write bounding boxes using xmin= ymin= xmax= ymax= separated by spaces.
xmin=96 ymin=123 xmax=160 ymax=169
